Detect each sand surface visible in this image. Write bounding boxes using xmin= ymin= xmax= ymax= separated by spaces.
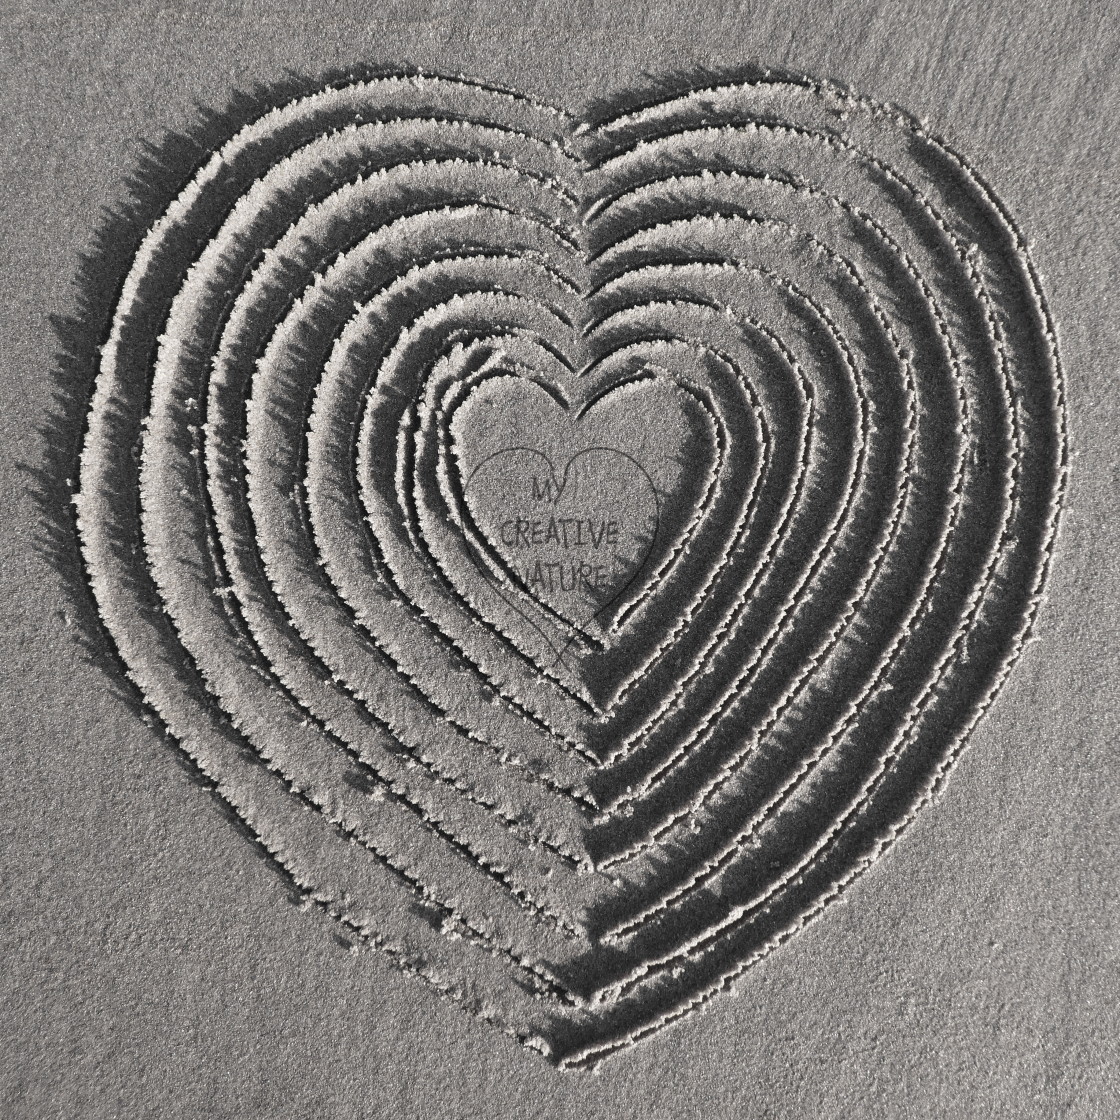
xmin=1 ymin=1 xmax=1117 ymax=1116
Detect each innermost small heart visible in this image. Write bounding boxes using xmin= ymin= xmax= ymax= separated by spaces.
xmin=446 ymin=371 xmax=713 ymax=682
xmin=465 ymin=446 xmax=660 ymax=632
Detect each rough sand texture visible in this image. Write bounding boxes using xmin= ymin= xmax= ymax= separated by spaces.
xmin=1 ymin=1 xmax=1117 ymax=1117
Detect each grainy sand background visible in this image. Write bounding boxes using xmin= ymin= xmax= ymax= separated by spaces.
xmin=1 ymin=1 xmax=1117 ymax=1116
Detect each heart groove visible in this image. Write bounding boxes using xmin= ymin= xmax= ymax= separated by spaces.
xmin=73 ymin=67 xmax=1066 ymax=1068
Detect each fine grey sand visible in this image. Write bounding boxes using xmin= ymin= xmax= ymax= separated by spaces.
xmin=1 ymin=1 xmax=1117 ymax=1117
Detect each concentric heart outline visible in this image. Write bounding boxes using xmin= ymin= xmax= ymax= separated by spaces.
xmin=62 ymin=65 xmax=1066 ymax=1068
xmin=442 ymin=369 xmax=724 ymax=693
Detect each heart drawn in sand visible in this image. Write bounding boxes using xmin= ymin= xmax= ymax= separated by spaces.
xmin=446 ymin=372 xmax=716 ymax=688
xmin=73 ymin=69 xmax=1065 ymax=1067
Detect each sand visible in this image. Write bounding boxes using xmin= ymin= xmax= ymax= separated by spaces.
xmin=1 ymin=1 xmax=1117 ymax=1117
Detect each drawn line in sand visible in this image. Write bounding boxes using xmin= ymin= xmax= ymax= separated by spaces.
xmin=59 ymin=65 xmax=1065 ymax=1067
